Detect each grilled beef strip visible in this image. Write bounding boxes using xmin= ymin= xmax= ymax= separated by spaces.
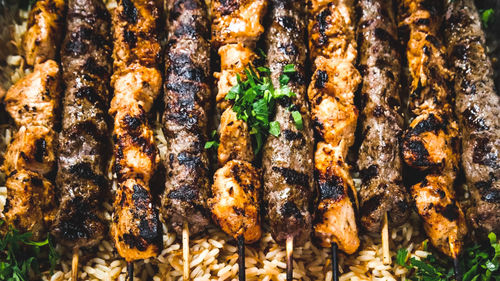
xmin=161 ymin=0 xmax=212 ymax=236
xmin=444 ymin=0 xmax=500 ymax=237
xmin=262 ymin=0 xmax=315 ymax=247
xmin=51 ymin=0 xmax=112 ymax=248
xmin=356 ymin=0 xmax=410 ymax=233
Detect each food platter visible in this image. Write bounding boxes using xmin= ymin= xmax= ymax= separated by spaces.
xmin=0 ymin=0 xmax=498 ymax=280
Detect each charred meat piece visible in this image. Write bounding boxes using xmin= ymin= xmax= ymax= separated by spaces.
xmin=356 ymin=0 xmax=409 ymax=233
xmin=161 ymin=0 xmax=212 ymax=236
xmin=444 ymin=0 xmax=500 ymax=237
xmin=262 ymin=0 xmax=315 ymax=247
xmin=398 ymin=0 xmax=467 ymax=258
xmin=22 ymin=0 xmax=65 ymax=66
xmin=3 ymin=60 xmax=61 ymax=239
xmin=110 ymin=0 xmax=162 ymax=261
xmin=307 ymin=0 xmax=361 ymax=255
xmin=51 ymin=0 xmax=112 ymax=249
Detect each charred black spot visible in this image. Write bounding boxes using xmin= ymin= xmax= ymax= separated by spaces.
xmin=425 ymin=34 xmax=441 ymax=48
xmin=360 ymin=165 xmax=378 ymax=184
xmin=318 ymin=176 xmax=345 ymax=201
xmin=76 ymin=86 xmax=102 ymax=104
xmin=30 ymin=177 xmax=43 ymax=187
xmin=373 ymin=106 xmax=384 ymax=117
xmin=168 ymin=53 xmax=205 ymax=82
xmin=55 ymin=196 xmax=103 ymax=240
xmin=279 ymin=42 xmax=298 ymax=56
xmin=177 ymin=152 xmax=202 ymax=169
xmin=473 ymin=138 xmax=498 ymax=168
xmin=404 ymin=139 xmax=432 ymax=167
xmin=452 ymin=44 xmax=468 ymax=61
xmin=69 ymin=162 xmax=107 ymax=187
xmin=272 ymin=167 xmax=309 ymax=188
xmin=374 ymin=28 xmax=397 ymax=49
xmin=283 ymin=130 xmax=304 ymax=142
xmin=440 ymin=204 xmax=459 ymax=221
xmin=217 ymin=0 xmax=239 ymax=15
xmin=462 ymin=106 xmax=489 ymax=131
xmin=281 ymin=201 xmax=303 ymax=219
xmin=278 ymin=16 xmax=296 ymax=30
xmin=408 ymin=114 xmax=446 ymax=136
xmin=132 ymin=184 xmax=150 ymax=205
xmin=123 ymin=114 xmax=142 ymax=130
xmin=167 ymin=185 xmax=197 ymax=201
xmin=34 ymin=138 xmax=47 ymax=162
xmin=123 ymin=30 xmax=137 ymax=48
xmin=65 ymin=29 xmax=91 ymax=55
xmin=232 ymin=206 xmax=245 ymax=216
xmin=316 ymin=7 xmax=331 ymax=46
xmin=482 ymin=189 xmax=500 ymax=203
xmin=277 ymin=95 xmax=292 ymax=108
xmin=361 ymin=194 xmax=383 ymax=217
xmin=436 ymin=189 xmax=446 ymax=199
xmin=122 ymin=233 xmax=147 ymax=251
xmin=415 ymin=18 xmax=430 ymax=26
xmin=315 ymin=70 xmax=328 ymax=89
xmin=83 ymin=57 xmax=108 ymax=77
xmin=121 ymin=0 xmax=138 ymax=23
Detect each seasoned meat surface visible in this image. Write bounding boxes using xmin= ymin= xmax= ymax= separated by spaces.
xmin=110 ymin=0 xmax=162 ymax=261
xmin=356 ymin=0 xmax=409 ymax=232
xmin=51 ymin=0 xmax=112 ymax=248
xmin=398 ymin=0 xmax=467 ymax=258
xmin=22 ymin=0 xmax=65 ymax=66
xmin=161 ymin=0 xmax=211 ymax=236
xmin=262 ymin=0 xmax=315 ymax=246
xmin=444 ymin=0 xmax=500 ymax=237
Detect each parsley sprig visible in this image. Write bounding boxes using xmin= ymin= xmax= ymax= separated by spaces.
xmin=224 ymin=64 xmax=301 ymax=153
xmin=397 ymin=233 xmax=500 ymax=281
xmin=481 ymin=8 xmax=495 ymax=28
xmin=0 ymin=222 xmax=59 ymax=281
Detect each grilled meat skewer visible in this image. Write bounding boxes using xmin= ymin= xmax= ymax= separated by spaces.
xmin=22 ymin=0 xmax=65 ymax=66
xmin=51 ymin=0 xmax=112 ymax=249
xmin=110 ymin=0 xmax=163 ymax=262
xmin=398 ymin=0 xmax=467 ymax=258
xmin=3 ymin=60 xmax=61 ymax=239
xmin=161 ymin=0 xmax=211 ymax=237
xmin=356 ymin=0 xmax=409 ymax=233
xmin=208 ymin=0 xmax=267 ymax=244
xmin=307 ymin=0 xmax=361 ymax=254
xmin=262 ymin=0 xmax=315 ymax=247
xmin=444 ymin=0 xmax=500 ymax=237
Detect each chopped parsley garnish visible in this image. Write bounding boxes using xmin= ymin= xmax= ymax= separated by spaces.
xmin=223 ymin=64 xmax=302 ymax=154
xmin=204 ymin=130 xmax=219 ymax=149
xmin=481 ymin=8 xmax=495 ymax=28
xmin=0 ymin=222 xmax=59 ymax=281
xmin=396 ymin=233 xmax=500 ymax=281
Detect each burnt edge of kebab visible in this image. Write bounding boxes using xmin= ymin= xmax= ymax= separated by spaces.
xmin=162 ymin=0 xmax=212 ymax=236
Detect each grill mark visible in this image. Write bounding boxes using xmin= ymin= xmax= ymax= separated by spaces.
xmin=168 ymin=53 xmax=205 ymax=82
xmin=167 ymin=185 xmax=198 ymax=201
xmin=75 ymin=86 xmax=102 ymax=104
xmin=123 ymin=30 xmax=137 ymax=48
xmin=315 ymin=70 xmax=328 ymax=89
xmin=473 ymin=138 xmax=498 ymax=168
xmin=34 ymin=138 xmax=47 ymax=162
xmin=318 ymin=175 xmax=345 ymax=201
xmin=278 ymin=16 xmax=296 ymax=30
xmin=121 ymin=0 xmax=138 ymax=23
xmin=272 ymin=167 xmax=309 ymax=188
xmin=361 ymin=194 xmax=383 ymax=217
xmin=281 ymin=201 xmax=303 ymax=219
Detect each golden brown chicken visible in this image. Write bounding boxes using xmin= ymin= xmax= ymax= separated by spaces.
xmin=22 ymin=0 xmax=65 ymax=66
xmin=2 ymin=60 xmax=61 ymax=239
xmin=398 ymin=0 xmax=467 ymax=258
xmin=110 ymin=0 xmax=163 ymax=262
xmin=307 ymin=0 xmax=360 ymax=254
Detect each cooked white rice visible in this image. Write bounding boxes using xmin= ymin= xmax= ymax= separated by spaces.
xmin=0 ymin=2 xmax=431 ymax=281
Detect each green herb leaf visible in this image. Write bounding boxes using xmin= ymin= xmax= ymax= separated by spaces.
xmin=291 ymin=111 xmax=303 ymax=130
xmin=283 ymin=64 xmax=296 ymax=74
xmin=269 ymin=121 xmax=280 ymax=137
xmin=481 ymin=8 xmax=495 ymax=28
xmin=279 ymin=74 xmax=290 ymax=86
xmin=396 ymin=248 xmax=408 ymax=266
xmin=204 ymin=141 xmax=218 ymax=149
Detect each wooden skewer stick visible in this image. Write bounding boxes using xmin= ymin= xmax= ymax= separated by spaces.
xmin=237 ymin=235 xmax=245 ymax=281
xmin=331 ymin=243 xmax=339 ymax=281
xmin=127 ymin=262 xmax=134 ymax=281
xmin=449 ymin=239 xmax=462 ymax=281
xmin=183 ymin=221 xmax=190 ymax=281
xmin=71 ymin=247 xmax=79 ymax=281
xmin=286 ymin=236 xmax=294 ymax=281
xmin=382 ymin=212 xmax=391 ymax=265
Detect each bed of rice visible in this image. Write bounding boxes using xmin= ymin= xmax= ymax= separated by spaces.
xmin=0 ymin=2 xmax=432 ymax=280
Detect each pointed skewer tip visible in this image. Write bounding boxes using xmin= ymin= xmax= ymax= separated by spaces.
xmin=71 ymin=247 xmax=79 ymax=281
xmin=183 ymin=222 xmax=190 ymax=281
xmin=127 ymin=262 xmax=134 ymax=281
xmin=331 ymin=243 xmax=339 ymax=281
xmin=286 ymin=236 xmax=294 ymax=281
xmin=237 ymin=235 xmax=246 ymax=281
xmin=454 ymin=257 xmax=462 ymax=281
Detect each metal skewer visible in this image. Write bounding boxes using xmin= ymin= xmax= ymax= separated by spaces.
xmin=331 ymin=243 xmax=339 ymax=281
xmin=238 ymin=235 xmax=245 ymax=281
xmin=72 ymin=247 xmax=79 ymax=281
xmin=127 ymin=262 xmax=134 ymax=281
xmin=286 ymin=236 xmax=294 ymax=281
xmin=183 ymin=222 xmax=190 ymax=280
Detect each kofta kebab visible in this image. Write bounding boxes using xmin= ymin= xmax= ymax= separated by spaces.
xmin=1 ymin=0 xmax=499 ymax=280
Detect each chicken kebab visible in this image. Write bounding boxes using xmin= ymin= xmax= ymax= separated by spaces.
xmin=307 ymin=0 xmax=361 ymax=273
xmin=262 ymin=0 xmax=315 ymax=279
xmin=49 ymin=0 xmax=113 ymax=279
xmin=444 ymin=0 xmax=500 ymax=238
xmin=161 ymin=0 xmax=212 ymax=279
xmin=356 ymin=0 xmax=410 ymax=264
xmin=398 ymin=0 xmax=467 ymax=267
xmin=208 ymin=0 xmax=267 ymax=279
xmin=109 ymin=0 xmax=163 ymax=279
xmin=2 ymin=0 xmax=64 ymax=239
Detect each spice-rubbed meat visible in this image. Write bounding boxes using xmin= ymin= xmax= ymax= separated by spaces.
xmin=110 ymin=0 xmax=162 ymax=262
xmin=3 ymin=60 xmax=61 ymax=239
xmin=307 ymin=0 xmax=360 ymax=254
xmin=398 ymin=0 xmax=467 ymax=258
xmin=22 ymin=0 xmax=65 ymax=66
xmin=161 ymin=0 xmax=211 ymax=236
xmin=208 ymin=0 xmax=266 ymax=243
xmin=50 ymin=0 xmax=112 ymax=249
xmin=356 ymin=0 xmax=409 ymax=233
xmin=444 ymin=0 xmax=500 ymax=237
xmin=262 ymin=0 xmax=315 ymax=247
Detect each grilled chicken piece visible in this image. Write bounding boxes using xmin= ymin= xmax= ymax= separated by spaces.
xmin=22 ymin=0 xmax=65 ymax=66
xmin=161 ymin=0 xmax=212 ymax=236
xmin=262 ymin=0 xmax=315 ymax=247
xmin=444 ymin=0 xmax=500 ymax=237
xmin=2 ymin=60 xmax=61 ymax=239
xmin=399 ymin=0 xmax=467 ymax=258
xmin=307 ymin=0 xmax=360 ymax=254
xmin=50 ymin=0 xmax=112 ymax=248
xmin=208 ymin=160 xmax=262 ymax=242
xmin=110 ymin=0 xmax=162 ymax=261
xmin=356 ymin=0 xmax=409 ymax=232
xmin=217 ymin=108 xmax=254 ymax=166
xmin=211 ymin=0 xmax=267 ymax=48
